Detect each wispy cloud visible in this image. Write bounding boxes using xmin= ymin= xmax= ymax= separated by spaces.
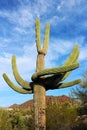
xmin=79 ymin=47 xmax=87 ymax=61
xmin=57 ymin=0 xmax=86 ymax=12
xmin=0 ymin=8 xmax=34 ymax=27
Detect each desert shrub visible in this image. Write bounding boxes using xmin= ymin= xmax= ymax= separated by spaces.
xmin=0 ymin=108 xmax=33 ymax=130
xmin=46 ymin=102 xmax=78 ymax=130
xmin=70 ymin=70 xmax=87 ymax=104
xmin=0 ymin=108 xmax=12 ymax=130
xmin=1 ymin=102 xmax=87 ymax=130
xmin=77 ymin=103 xmax=87 ymax=115
xmin=8 ymin=108 xmax=34 ymax=130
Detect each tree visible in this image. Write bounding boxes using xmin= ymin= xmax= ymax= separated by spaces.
xmin=3 ymin=18 xmax=81 ymax=130
xmin=70 ymin=71 xmax=87 ymax=104
xmin=72 ymin=87 xmax=87 ymax=104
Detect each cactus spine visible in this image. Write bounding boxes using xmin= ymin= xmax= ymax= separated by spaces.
xmin=3 ymin=18 xmax=81 ymax=130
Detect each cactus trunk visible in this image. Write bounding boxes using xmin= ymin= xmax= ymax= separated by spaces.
xmin=34 ymin=54 xmax=46 ymax=130
xmin=34 ymin=84 xmax=46 ymax=130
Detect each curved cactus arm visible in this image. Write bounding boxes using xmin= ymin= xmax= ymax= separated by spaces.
xmin=61 ymin=44 xmax=79 ymax=81
xmin=56 ymin=79 xmax=81 ymax=89
xmin=42 ymin=23 xmax=50 ymax=54
xmin=12 ymin=55 xmax=31 ymax=89
xmin=3 ymin=73 xmax=33 ymax=94
xmin=31 ymin=63 xmax=79 ymax=81
xmin=35 ymin=18 xmax=41 ymax=53
xmin=49 ymin=44 xmax=79 ymax=84
xmin=64 ymin=44 xmax=79 ymax=65
xmin=46 ymin=79 xmax=81 ymax=90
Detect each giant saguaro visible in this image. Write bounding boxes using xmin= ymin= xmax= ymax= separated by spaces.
xmin=3 ymin=19 xmax=81 ymax=130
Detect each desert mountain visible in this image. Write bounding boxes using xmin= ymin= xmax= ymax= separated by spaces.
xmin=9 ymin=95 xmax=72 ymax=109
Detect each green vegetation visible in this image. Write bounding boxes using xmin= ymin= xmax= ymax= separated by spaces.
xmin=0 ymin=108 xmax=34 ymax=130
xmin=46 ymin=102 xmax=78 ymax=130
xmin=0 ymin=108 xmax=12 ymax=130
xmin=72 ymin=71 xmax=87 ymax=104
xmin=68 ymin=70 xmax=87 ymax=130
xmin=0 ymin=100 xmax=87 ymax=130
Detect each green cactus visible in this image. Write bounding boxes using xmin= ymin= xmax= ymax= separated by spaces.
xmin=3 ymin=18 xmax=81 ymax=130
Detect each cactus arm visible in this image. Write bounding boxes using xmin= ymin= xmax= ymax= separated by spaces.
xmin=35 ymin=18 xmax=41 ymax=53
xmin=3 ymin=73 xmax=33 ymax=94
xmin=46 ymin=45 xmax=79 ymax=85
xmin=35 ymin=18 xmax=50 ymax=55
xmin=56 ymin=79 xmax=81 ymax=89
xmin=46 ymin=79 xmax=81 ymax=90
xmin=12 ymin=55 xmax=31 ymax=89
xmin=61 ymin=44 xmax=79 ymax=81
xmin=31 ymin=63 xmax=79 ymax=81
xmin=64 ymin=44 xmax=79 ymax=65
xmin=42 ymin=23 xmax=50 ymax=54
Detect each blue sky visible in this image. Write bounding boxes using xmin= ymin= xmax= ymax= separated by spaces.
xmin=0 ymin=0 xmax=87 ymax=107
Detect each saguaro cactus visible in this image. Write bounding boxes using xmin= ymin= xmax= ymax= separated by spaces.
xmin=3 ymin=19 xmax=81 ymax=130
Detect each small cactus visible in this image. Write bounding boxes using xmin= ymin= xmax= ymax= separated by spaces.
xmin=3 ymin=18 xmax=81 ymax=130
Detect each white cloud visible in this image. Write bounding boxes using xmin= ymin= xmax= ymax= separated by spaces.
xmin=0 ymin=7 xmax=34 ymax=28
xmin=15 ymin=44 xmax=37 ymax=79
xmin=0 ymin=0 xmax=54 ymax=28
xmin=0 ymin=37 xmax=11 ymax=47
xmin=33 ymin=0 xmax=52 ymax=17
xmin=79 ymin=47 xmax=87 ymax=61
xmin=63 ymin=0 xmax=82 ymax=7
xmin=49 ymin=16 xmax=66 ymax=26
xmin=0 ymin=53 xmax=12 ymax=90
xmin=0 ymin=0 xmax=55 ymax=39
xmin=13 ymin=27 xmax=27 ymax=34
xmin=57 ymin=0 xmax=85 ymax=11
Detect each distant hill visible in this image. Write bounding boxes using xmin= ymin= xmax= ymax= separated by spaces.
xmin=9 ymin=95 xmax=72 ymax=110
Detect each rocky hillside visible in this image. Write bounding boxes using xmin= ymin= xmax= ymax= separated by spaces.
xmin=10 ymin=95 xmax=72 ymax=109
